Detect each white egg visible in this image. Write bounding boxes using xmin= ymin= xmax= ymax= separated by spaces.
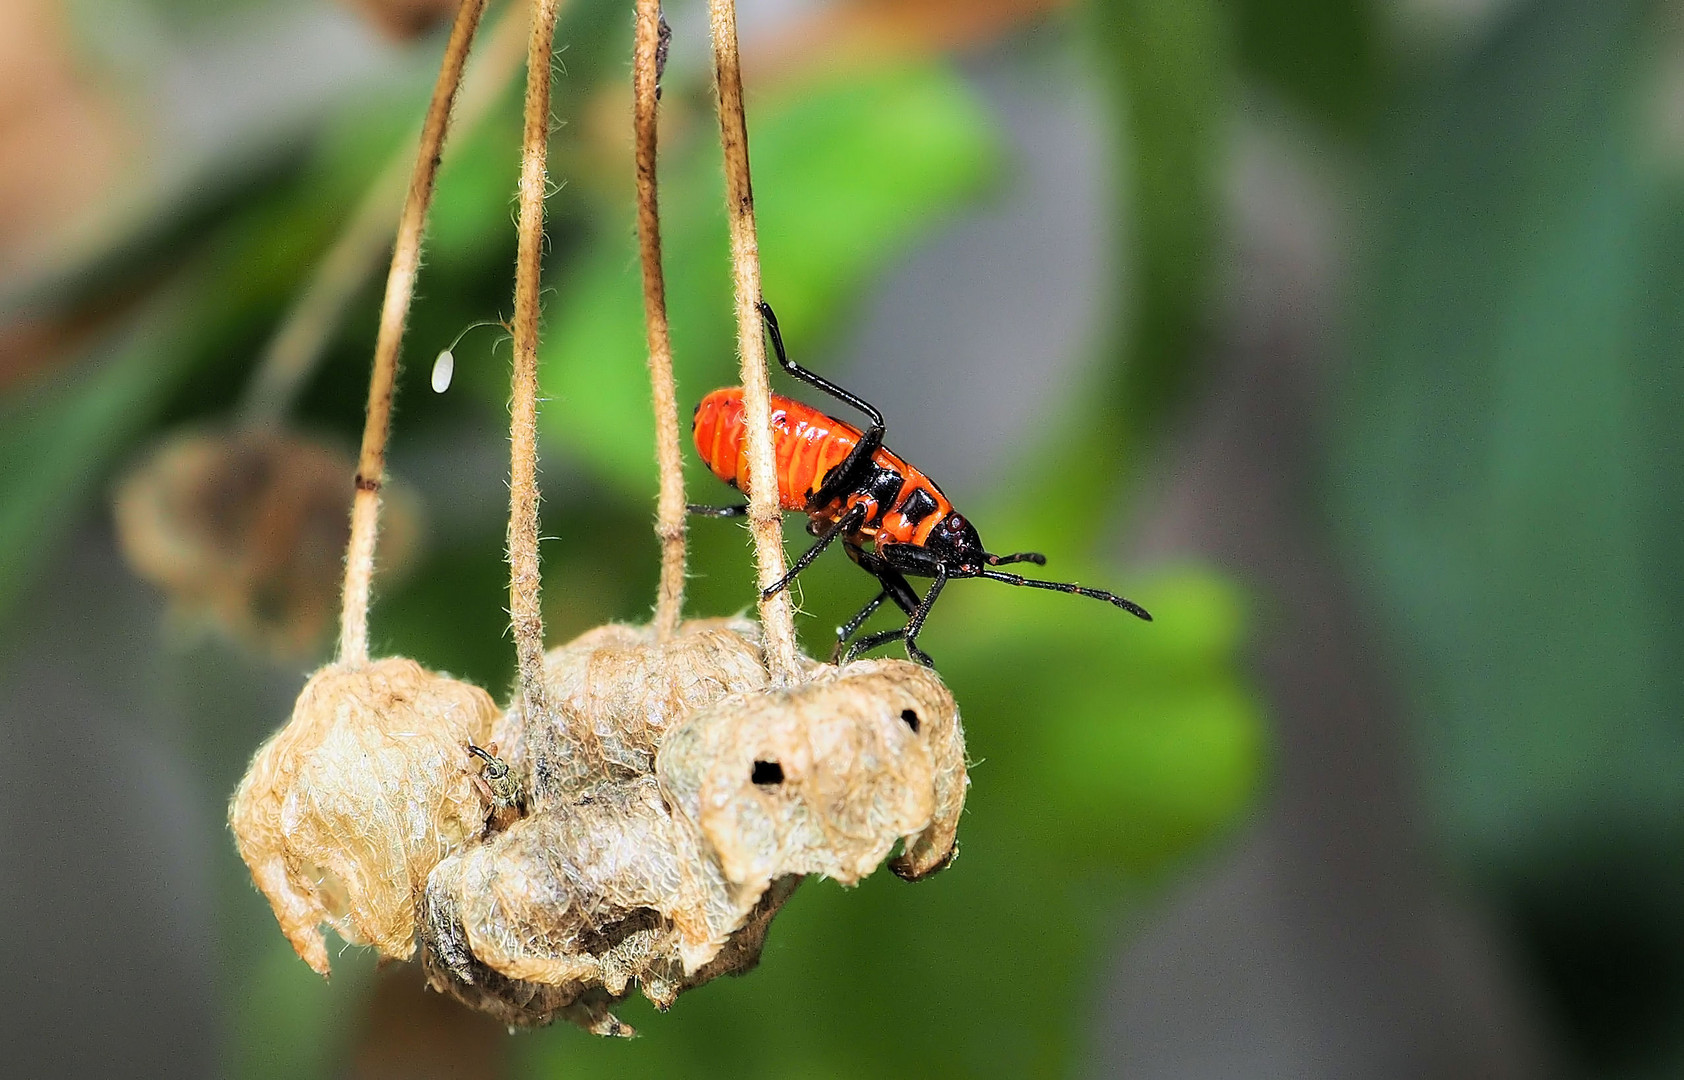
xmin=431 ymin=350 xmax=455 ymax=393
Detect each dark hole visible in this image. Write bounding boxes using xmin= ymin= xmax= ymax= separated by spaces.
xmin=900 ymin=709 xmax=920 ymax=733
xmin=579 ymin=907 xmax=663 ymax=955
xmin=751 ymin=760 xmax=784 ymax=785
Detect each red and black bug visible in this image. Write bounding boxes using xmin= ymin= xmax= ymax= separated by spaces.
xmin=690 ymin=301 xmax=1151 ymax=667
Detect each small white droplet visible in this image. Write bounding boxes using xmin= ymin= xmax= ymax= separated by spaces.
xmin=431 ymin=350 xmax=454 ymax=393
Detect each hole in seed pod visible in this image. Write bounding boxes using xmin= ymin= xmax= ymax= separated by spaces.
xmin=578 ymin=907 xmax=664 ymax=955
xmin=901 ymin=708 xmax=920 ymax=733
xmin=751 ymin=760 xmax=784 ymax=786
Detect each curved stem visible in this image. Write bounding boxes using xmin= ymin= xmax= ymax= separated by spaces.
xmin=635 ymin=0 xmax=686 ymax=641
xmin=237 ymin=4 xmax=530 ymax=430
xmin=708 ymin=0 xmax=802 ymax=684
xmin=509 ymin=0 xmax=564 ymax=724
xmin=338 ymin=0 xmax=487 ymax=667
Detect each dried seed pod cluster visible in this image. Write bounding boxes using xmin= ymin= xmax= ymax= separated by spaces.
xmin=229 ymin=619 xmax=967 ymax=1031
xmin=230 ymin=657 xmax=500 ymax=975
xmin=419 ymin=621 xmax=969 ymax=1031
xmin=114 ymin=428 xmax=416 ymax=658
xmin=498 ymin=618 xmax=773 ymax=795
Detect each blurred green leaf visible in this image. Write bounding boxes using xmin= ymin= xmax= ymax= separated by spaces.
xmin=937 ymin=565 xmax=1261 ymax=869
xmin=233 ymin=938 xmax=369 ymax=1080
xmin=538 ymin=64 xmax=1000 ymax=494
xmin=1236 ymin=0 xmax=1381 ymax=134
xmin=1332 ymin=0 xmax=1677 ymax=866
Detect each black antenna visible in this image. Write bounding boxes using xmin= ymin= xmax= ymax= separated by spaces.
xmin=977 ymin=569 xmax=1152 ymax=621
xmin=985 ymin=551 xmax=1047 ymax=567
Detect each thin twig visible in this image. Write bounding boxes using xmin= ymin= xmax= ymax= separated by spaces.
xmin=636 ymin=0 xmax=686 ymax=641
xmin=708 ymin=0 xmax=802 ymax=684
xmin=509 ymin=0 xmax=564 ymax=724
xmin=239 ymin=4 xmax=530 ymax=430
xmin=338 ymin=0 xmax=487 ymax=667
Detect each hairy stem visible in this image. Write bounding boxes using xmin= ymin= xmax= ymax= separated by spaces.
xmin=509 ymin=0 xmax=563 ymax=723
xmin=238 ymin=4 xmax=529 ymax=430
xmin=635 ymin=0 xmax=686 ymax=641
xmin=338 ymin=0 xmax=486 ymax=667
xmin=708 ymin=0 xmax=802 ymax=683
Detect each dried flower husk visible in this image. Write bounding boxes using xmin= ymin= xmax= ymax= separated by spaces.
xmin=423 ymin=618 xmax=786 ymax=1027
xmin=658 ymin=658 xmax=969 ymax=887
xmin=231 ymin=657 xmax=500 ymax=975
xmin=420 ymin=776 xmax=800 ymax=1029
xmin=114 ymin=427 xmax=417 ymax=658
xmin=494 ymin=617 xmax=772 ymax=804
xmin=422 ymin=644 xmax=966 ymax=1031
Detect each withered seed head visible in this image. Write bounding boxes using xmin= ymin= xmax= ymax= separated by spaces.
xmin=114 ymin=427 xmax=417 ymax=659
xmin=230 ymin=657 xmax=499 ymax=975
xmin=406 ymin=627 xmax=968 ymax=1033
xmin=494 ymin=617 xmax=773 ymax=805
xmin=658 ymin=658 xmax=969 ymax=888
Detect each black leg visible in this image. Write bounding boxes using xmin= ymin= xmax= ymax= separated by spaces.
xmin=850 ymin=545 xmax=922 ymax=614
xmin=688 ymin=503 xmax=748 ymax=517
xmin=758 ymin=301 xmax=883 ymax=426
xmin=844 ymin=567 xmax=947 ymax=667
xmin=758 ymin=300 xmax=887 ymax=508
xmin=761 ymin=503 xmax=867 ymax=599
xmin=834 ymin=545 xmax=923 ymax=662
xmin=842 ymin=624 xmax=909 ymax=664
xmin=899 ymin=567 xmax=947 ymax=666
xmin=831 ymin=589 xmax=889 ymax=663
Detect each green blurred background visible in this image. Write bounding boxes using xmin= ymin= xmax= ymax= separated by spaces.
xmin=1 ymin=0 xmax=1679 ymax=1075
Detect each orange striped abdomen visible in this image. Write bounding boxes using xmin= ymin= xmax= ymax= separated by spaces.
xmin=693 ymin=388 xmax=858 ymax=511
xmin=692 ymin=387 xmax=954 ymax=549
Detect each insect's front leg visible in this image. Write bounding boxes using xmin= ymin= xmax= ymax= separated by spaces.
xmin=761 ymin=502 xmax=869 ymax=600
xmin=832 ymin=588 xmax=890 ymax=663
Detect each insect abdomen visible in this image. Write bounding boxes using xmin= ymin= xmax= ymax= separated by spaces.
xmin=693 ymin=388 xmax=861 ymax=510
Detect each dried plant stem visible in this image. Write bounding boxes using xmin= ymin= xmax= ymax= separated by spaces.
xmin=708 ymin=0 xmax=802 ymax=684
xmin=338 ymin=0 xmax=487 ymax=667
xmin=509 ymin=0 xmax=564 ymax=723
xmin=239 ymin=4 xmax=529 ymax=430
xmin=635 ymin=0 xmax=686 ymax=642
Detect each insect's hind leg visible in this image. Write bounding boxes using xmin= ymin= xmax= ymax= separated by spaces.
xmin=758 ymin=301 xmax=883 ymax=428
xmin=758 ymin=300 xmax=886 ymax=507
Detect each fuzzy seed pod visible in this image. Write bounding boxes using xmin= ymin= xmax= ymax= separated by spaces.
xmin=420 ymin=776 xmax=800 ymax=1028
xmin=230 ymin=657 xmax=500 ymax=975
xmin=113 ymin=428 xmax=417 ymax=658
xmin=493 ymin=618 xmax=773 ymax=804
xmin=658 ymin=658 xmax=969 ymax=887
xmin=423 ymin=618 xmax=789 ymax=1027
xmin=422 ymin=637 xmax=967 ymax=1031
